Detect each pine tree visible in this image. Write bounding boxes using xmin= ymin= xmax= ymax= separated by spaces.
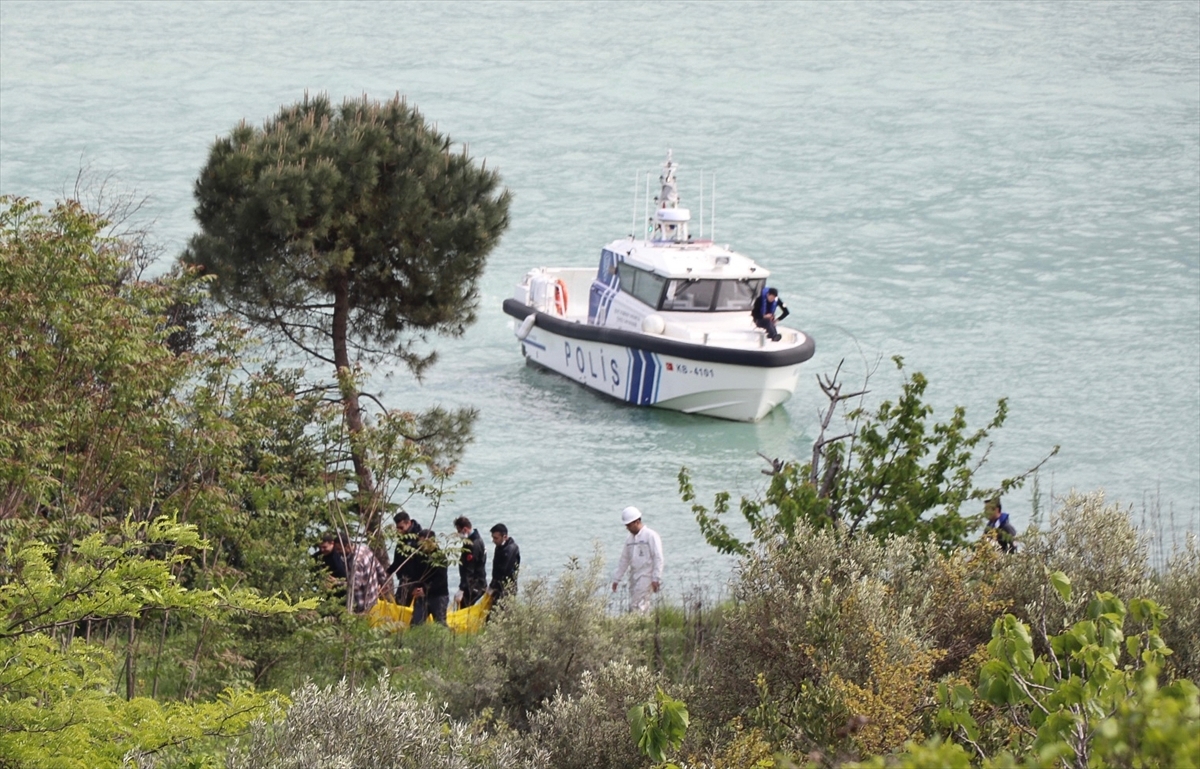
xmin=183 ymin=93 xmax=511 ymax=544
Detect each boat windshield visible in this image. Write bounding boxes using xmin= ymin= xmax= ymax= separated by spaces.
xmin=661 ymin=278 xmax=765 ymax=312
xmin=616 ymin=263 xmax=669 ymax=308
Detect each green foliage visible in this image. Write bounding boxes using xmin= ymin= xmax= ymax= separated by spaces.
xmin=455 ymin=551 xmax=632 ymax=729
xmin=682 ymin=358 xmax=1056 ymax=555
xmin=994 ymin=492 xmax=1159 ymax=661
xmin=0 ymin=195 xmax=472 ymax=768
xmin=7 ymin=195 xmax=1197 ymax=769
xmin=0 ymin=196 xmax=194 ymax=536
xmin=1158 ymin=534 xmax=1200 ymax=681
xmin=827 ymin=359 xmax=1008 ymax=546
xmin=0 ymin=518 xmax=306 ymax=768
xmin=629 ymin=687 xmax=690 ymax=765
xmin=530 ymin=661 xmax=669 ymax=769
xmin=630 ymin=593 xmax=726 ymax=688
xmin=687 ymin=520 xmax=955 ymax=756
xmin=226 ymin=675 xmax=548 ymax=769
xmin=837 ymin=737 xmax=976 ymax=769
xmin=940 ymin=579 xmax=1199 ymax=769
xmin=184 ymin=92 xmax=511 ymax=376
xmin=182 ymin=92 xmax=508 ymax=539
xmin=684 ymin=499 xmax=1200 ymax=767
xmin=0 ymin=195 xmax=459 ymax=702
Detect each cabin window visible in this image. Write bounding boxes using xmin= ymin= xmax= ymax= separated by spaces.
xmin=597 ymin=249 xmax=620 ymax=283
xmin=715 ymin=279 xmax=764 ymax=311
xmin=661 ymin=279 xmax=717 ymax=311
xmin=661 ymin=278 xmax=765 ymax=312
xmin=617 ymin=263 xmax=667 ymax=308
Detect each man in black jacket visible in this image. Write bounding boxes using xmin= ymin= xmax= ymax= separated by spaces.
xmin=985 ymin=497 xmax=1019 ymax=554
xmin=488 ymin=523 xmax=520 ymax=602
xmin=411 ymin=529 xmax=450 ymax=626
xmin=389 ymin=511 xmax=424 ymax=605
xmin=453 ymin=516 xmax=488 ymax=608
xmin=751 ymin=286 xmax=789 ymax=342
xmin=313 ymin=530 xmax=348 ymax=599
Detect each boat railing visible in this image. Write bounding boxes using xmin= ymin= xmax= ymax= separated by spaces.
xmin=519 ymin=267 xmax=593 ymax=318
xmin=703 ymin=329 xmax=772 ymax=349
xmin=660 ymin=322 xmax=777 ymax=349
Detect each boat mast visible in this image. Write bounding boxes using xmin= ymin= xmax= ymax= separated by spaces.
xmin=650 ymin=150 xmax=691 ymax=243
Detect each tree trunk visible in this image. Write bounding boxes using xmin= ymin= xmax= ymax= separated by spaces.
xmin=125 ymin=616 xmax=137 ymax=700
xmin=331 ymin=278 xmax=389 ymax=565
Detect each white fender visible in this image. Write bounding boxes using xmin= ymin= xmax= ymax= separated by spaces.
xmin=516 ymin=313 xmax=537 ymax=340
xmin=641 ymin=314 xmax=666 ymax=335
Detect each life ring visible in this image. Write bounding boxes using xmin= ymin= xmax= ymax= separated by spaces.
xmin=553 ymin=279 xmax=568 ymax=315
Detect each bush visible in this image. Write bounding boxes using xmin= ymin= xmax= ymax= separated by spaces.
xmin=692 ymin=524 xmax=946 ymax=755
xmin=690 ymin=521 xmax=1031 ymax=760
xmin=1158 ymin=534 xmax=1200 ymax=681
xmin=996 ymin=492 xmax=1156 ymax=640
xmin=0 ymin=519 xmax=304 ymax=769
xmin=937 ymin=583 xmax=1200 ymax=769
xmin=528 ymin=661 xmax=667 ymax=769
xmin=226 ymin=675 xmax=547 ymax=769
xmin=452 ymin=551 xmax=632 ymax=728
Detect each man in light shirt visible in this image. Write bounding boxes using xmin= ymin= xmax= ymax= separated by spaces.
xmin=611 ymin=506 xmax=664 ymax=613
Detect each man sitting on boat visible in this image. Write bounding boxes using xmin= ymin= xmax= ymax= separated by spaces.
xmin=752 ymin=286 xmax=789 ymax=342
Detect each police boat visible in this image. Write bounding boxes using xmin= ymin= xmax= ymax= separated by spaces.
xmin=502 ymin=151 xmax=816 ymax=422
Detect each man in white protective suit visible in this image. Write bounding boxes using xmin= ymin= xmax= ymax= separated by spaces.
xmin=610 ymin=506 xmax=664 ymax=613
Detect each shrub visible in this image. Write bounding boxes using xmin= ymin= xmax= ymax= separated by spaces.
xmin=528 ymin=661 xmax=666 ymax=769
xmin=0 ymin=518 xmax=305 ymax=769
xmin=454 ymin=551 xmax=631 ymax=728
xmin=996 ymin=492 xmax=1156 ymax=639
xmin=910 ymin=543 xmax=1011 ymax=678
xmin=696 ymin=720 xmax=777 ymax=769
xmin=1158 ymin=534 xmax=1200 ymax=680
xmin=681 ymin=358 xmax=1055 ymax=555
xmin=226 ymin=675 xmax=547 ymax=769
xmin=690 ymin=519 xmax=1032 ymax=760
xmin=828 ymin=627 xmax=945 ymax=755
xmin=940 ymin=581 xmax=1200 ymax=769
xmin=692 ymin=525 xmax=943 ymax=755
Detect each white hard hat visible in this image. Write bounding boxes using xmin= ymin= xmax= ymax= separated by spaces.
xmin=620 ymin=506 xmax=642 ymax=525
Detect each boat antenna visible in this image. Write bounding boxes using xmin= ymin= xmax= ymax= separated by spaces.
xmin=631 ymin=169 xmax=638 ymax=238
xmin=699 ymin=169 xmax=704 ymax=239
xmin=644 ymin=170 xmax=650 ymax=243
xmin=710 ymin=172 xmax=716 ymax=243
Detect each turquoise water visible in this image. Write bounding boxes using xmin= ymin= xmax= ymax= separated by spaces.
xmin=2 ymin=1 xmax=1197 ymax=593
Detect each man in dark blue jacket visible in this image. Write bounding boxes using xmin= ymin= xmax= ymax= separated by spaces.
xmin=313 ymin=530 xmax=348 ymax=599
xmin=454 ymin=515 xmax=488 ymax=608
xmin=411 ymin=529 xmax=450 ymax=626
xmin=985 ymin=497 xmax=1018 ymax=553
xmin=488 ymin=523 xmax=521 ymax=602
xmin=751 ymin=286 xmax=789 ymax=342
xmin=389 ymin=511 xmax=424 ymax=604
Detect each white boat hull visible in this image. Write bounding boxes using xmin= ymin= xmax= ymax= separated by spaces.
xmin=505 ymin=300 xmax=811 ymax=422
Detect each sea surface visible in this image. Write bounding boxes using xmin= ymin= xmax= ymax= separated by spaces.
xmin=2 ymin=1 xmax=1198 ymax=596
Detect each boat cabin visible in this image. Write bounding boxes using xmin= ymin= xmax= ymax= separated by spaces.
xmin=603 ymin=246 xmax=766 ymax=314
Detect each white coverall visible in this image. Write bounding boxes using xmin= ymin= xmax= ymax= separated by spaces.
xmin=612 ymin=525 xmax=664 ymax=612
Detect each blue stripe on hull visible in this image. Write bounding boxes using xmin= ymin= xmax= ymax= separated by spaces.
xmin=639 ymin=350 xmax=657 ymax=405
xmin=651 ymin=352 xmax=662 ymax=403
xmin=624 ymin=349 xmax=659 ymax=406
xmin=626 ymin=348 xmax=643 ymax=404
